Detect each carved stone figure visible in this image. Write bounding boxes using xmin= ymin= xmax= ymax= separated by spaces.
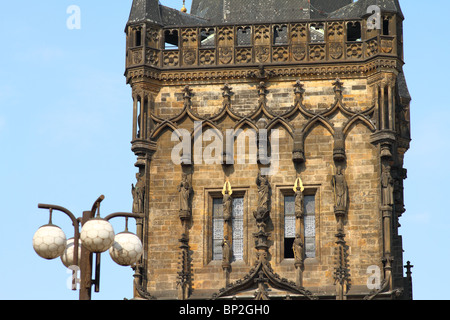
xmin=294 ymin=183 xmax=304 ymax=219
xmin=331 ymin=165 xmax=348 ymax=212
xmin=292 ymin=234 xmax=304 ymax=264
xmin=223 ymin=190 xmax=232 ymax=222
xmin=132 ymin=172 xmax=145 ymax=213
xmin=222 ymin=235 xmax=232 ymax=265
xmin=178 ymin=173 xmax=192 ymax=217
xmin=256 ymin=172 xmax=270 ymax=212
xmin=381 ymin=165 xmax=394 ymax=206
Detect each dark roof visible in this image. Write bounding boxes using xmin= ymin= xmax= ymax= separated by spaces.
xmin=160 ymin=5 xmax=209 ymax=27
xmin=128 ymin=0 xmax=162 ymax=25
xmin=309 ymin=0 xmax=354 ymax=19
xmin=397 ymin=71 xmax=411 ymax=102
xmin=128 ymin=0 xmax=404 ymax=26
xmin=191 ymin=0 xmax=313 ymax=24
xmin=128 ymin=0 xmax=208 ymax=26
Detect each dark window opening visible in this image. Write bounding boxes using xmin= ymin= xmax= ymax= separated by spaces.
xmin=284 ymin=196 xmax=295 ymax=259
xmin=284 ymin=238 xmax=295 ymax=259
xmin=273 ymin=25 xmax=288 ymax=45
xmin=347 ymin=22 xmax=362 ymax=42
xmin=135 ymin=30 xmax=142 ymax=47
xmin=164 ymin=30 xmax=179 ymax=50
xmin=384 ymin=86 xmax=389 ymax=129
xmin=383 ymin=18 xmax=390 ymax=36
xmin=237 ymin=27 xmax=251 ymax=46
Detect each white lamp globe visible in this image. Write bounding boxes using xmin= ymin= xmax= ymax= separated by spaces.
xmin=33 ymin=224 xmax=67 ymax=260
xmin=61 ymin=237 xmax=82 ymax=268
xmin=80 ymin=218 xmax=115 ymax=253
xmin=109 ymin=232 xmax=143 ymax=266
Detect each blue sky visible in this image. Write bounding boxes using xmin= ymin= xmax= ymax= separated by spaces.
xmin=0 ymin=0 xmax=448 ymax=300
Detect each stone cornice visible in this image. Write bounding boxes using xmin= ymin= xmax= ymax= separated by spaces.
xmin=125 ymin=57 xmax=400 ymax=84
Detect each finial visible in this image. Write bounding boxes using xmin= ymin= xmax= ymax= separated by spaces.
xmin=181 ymin=0 xmax=187 ymax=13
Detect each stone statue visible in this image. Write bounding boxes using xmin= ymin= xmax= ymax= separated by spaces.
xmin=381 ymin=165 xmax=394 ymax=206
xmin=132 ymin=172 xmax=145 ymax=213
xmin=331 ymin=165 xmax=348 ymax=212
xmin=294 ymin=180 xmax=304 ymax=218
xmin=222 ymin=235 xmax=231 ymax=265
xmin=223 ymin=190 xmax=232 ymax=222
xmin=256 ymin=172 xmax=270 ymax=212
xmin=178 ymin=173 xmax=192 ymax=216
xmin=254 ymin=172 xmax=271 ymax=232
xmin=292 ymin=234 xmax=304 ymax=264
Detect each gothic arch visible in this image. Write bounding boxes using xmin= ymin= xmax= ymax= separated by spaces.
xmin=191 ymin=119 xmax=222 ymax=140
xmin=343 ymin=114 xmax=376 ymax=136
xmin=150 ymin=120 xmax=181 ymax=140
xmin=233 ymin=117 xmax=259 ymax=135
xmin=302 ymin=115 xmax=334 ymax=138
xmin=266 ymin=117 xmax=294 ymax=138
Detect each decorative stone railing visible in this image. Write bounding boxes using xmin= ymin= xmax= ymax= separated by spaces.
xmin=126 ymin=20 xmax=398 ymax=70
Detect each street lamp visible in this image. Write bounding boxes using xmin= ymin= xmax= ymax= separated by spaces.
xmin=32 ymin=195 xmax=143 ymax=300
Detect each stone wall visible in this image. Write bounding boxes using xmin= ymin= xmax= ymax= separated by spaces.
xmin=144 ymin=78 xmax=383 ymax=298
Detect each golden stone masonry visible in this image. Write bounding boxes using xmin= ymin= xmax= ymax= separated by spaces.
xmin=126 ymin=0 xmax=412 ymax=300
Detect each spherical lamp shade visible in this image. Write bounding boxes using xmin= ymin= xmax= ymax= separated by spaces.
xmin=33 ymin=225 xmax=67 ymax=260
xmin=61 ymin=237 xmax=82 ymax=268
xmin=80 ymin=218 xmax=115 ymax=253
xmin=109 ymin=232 xmax=143 ymax=266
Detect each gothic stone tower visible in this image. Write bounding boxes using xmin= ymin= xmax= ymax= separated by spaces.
xmin=125 ymin=0 xmax=412 ymax=300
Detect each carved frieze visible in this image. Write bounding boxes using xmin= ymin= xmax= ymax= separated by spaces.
xmin=329 ymin=42 xmax=344 ymax=60
xmin=255 ymin=46 xmax=270 ymax=63
xmin=163 ymin=51 xmax=179 ymax=67
xmin=347 ymin=43 xmax=363 ymax=59
xmin=199 ymin=49 xmax=215 ymax=65
xmin=291 ymin=44 xmax=307 ymax=61
xmin=145 ymin=49 xmax=159 ymax=67
xmin=218 ymin=47 xmax=233 ymax=65
xmin=366 ymin=39 xmax=379 ymax=58
xmin=183 ymin=49 xmax=197 ymax=66
xmin=272 ymin=46 xmax=289 ymax=62
xmin=236 ymin=48 xmax=252 ymax=64
xmin=310 ymin=44 xmax=326 ymax=61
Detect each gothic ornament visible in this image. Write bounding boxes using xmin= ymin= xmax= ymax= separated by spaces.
xmin=291 ymin=44 xmax=307 ymax=61
xmin=381 ymin=165 xmax=394 ymax=206
xmin=221 ymin=235 xmax=232 ymax=268
xmin=131 ymin=171 xmax=145 ymax=214
xmin=292 ymin=234 xmax=304 ymax=266
xmin=333 ymin=126 xmax=346 ymax=162
xmin=331 ymin=164 xmax=348 ymax=216
xmin=293 ymin=177 xmax=305 ymax=218
xmin=212 ymin=260 xmax=317 ymax=300
xmin=254 ymin=172 xmax=270 ymax=231
xmin=178 ymin=173 xmax=192 ymax=220
xmin=329 ymin=42 xmax=344 ymax=59
xmin=222 ymin=181 xmax=233 ymax=222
